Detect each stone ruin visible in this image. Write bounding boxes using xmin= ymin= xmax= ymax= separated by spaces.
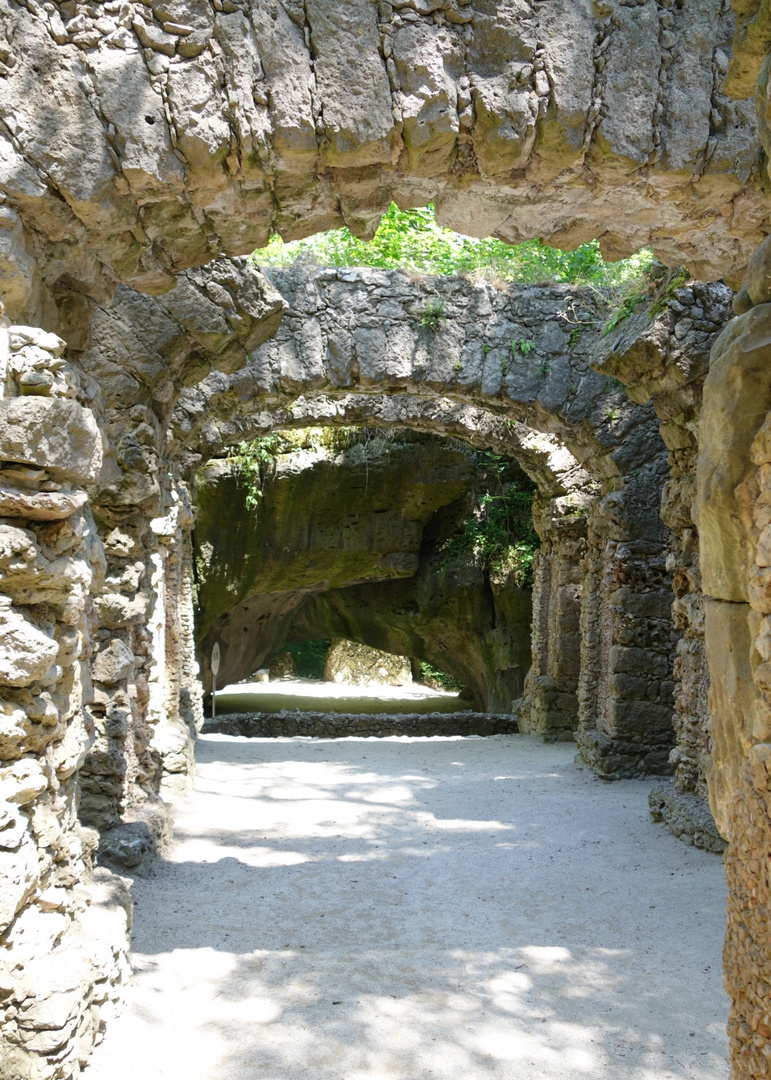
xmin=1 ymin=1 xmax=771 ymax=1077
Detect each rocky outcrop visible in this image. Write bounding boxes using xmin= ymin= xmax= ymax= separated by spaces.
xmin=188 ymin=268 xmax=678 ymax=771
xmin=2 ymin=2 xmax=771 ymax=1072
xmin=589 ymin=279 xmax=733 ymax=824
xmin=0 ymin=0 xmax=764 ymax=330
xmin=0 ymin=257 xmax=738 ymax=1077
xmin=696 ymin=283 xmax=771 ymax=1074
xmin=323 ymin=639 xmax=411 ymax=687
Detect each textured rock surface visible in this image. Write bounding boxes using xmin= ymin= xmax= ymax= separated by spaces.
xmin=590 ymin=281 xmax=733 ymax=829
xmin=1 ymin=1 xmax=771 ymax=1070
xmin=0 ymin=257 xmax=741 ymax=1077
xmin=0 ymin=0 xmax=765 ymax=330
xmin=648 ymin=780 xmax=727 ymax=854
xmin=323 ymin=639 xmax=412 ymax=687
xmin=697 ymin=272 xmax=771 ymax=1077
xmin=0 ymin=322 xmax=131 ymax=1080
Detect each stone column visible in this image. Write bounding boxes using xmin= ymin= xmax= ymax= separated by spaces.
xmin=0 ymin=322 xmax=130 ymax=1080
xmin=574 ymin=483 xmax=677 ymax=778
xmin=697 ymin=296 xmax=771 ymax=1078
xmin=84 ymin=416 xmax=194 ymax=871
xmin=519 ymin=517 xmax=585 ymax=741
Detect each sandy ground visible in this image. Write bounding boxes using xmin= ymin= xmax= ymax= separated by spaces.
xmin=85 ymin=735 xmax=729 ymax=1080
xmin=215 ymin=679 xmax=460 ymax=716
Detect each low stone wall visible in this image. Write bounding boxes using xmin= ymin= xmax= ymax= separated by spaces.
xmin=202 ymin=711 xmax=518 ymax=739
xmin=648 ymin=781 xmax=727 ymax=854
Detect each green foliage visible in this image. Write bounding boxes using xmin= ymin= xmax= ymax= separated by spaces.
xmin=275 ymin=639 xmax=331 ymax=680
xmin=603 ymin=262 xmax=690 ymax=335
xmin=233 ymin=434 xmax=284 ymax=509
xmin=416 ymin=297 xmax=445 ymax=329
xmin=454 ymin=359 xmax=463 ymax=372
xmin=440 ymin=463 xmax=540 ymax=588
xmin=418 ymin=661 xmax=464 ymax=692
xmin=254 ymin=202 xmax=655 ymax=286
xmin=482 ymin=342 xmax=492 ymax=354
xmin=510 ymin=337 xmax=535 ymax=356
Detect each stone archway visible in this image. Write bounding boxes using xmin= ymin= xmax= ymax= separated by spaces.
xmin=2 ymin=2 xmax=771 ymax=1077
xmin=176 ymin=266 xmax=675 ymax=781
xmin=0 ymin=254 xmax=734 ymax=1078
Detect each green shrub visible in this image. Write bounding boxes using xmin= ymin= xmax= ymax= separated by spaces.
xmin=418 ymin=661 xmax=464 ymax=692
xmin=440 ymin=460 xmax=540 ymax=588
xmin=273 ymin=639 xmax=331 ymax=680
xmin=254 ymin=202 xmax=655 ymax=286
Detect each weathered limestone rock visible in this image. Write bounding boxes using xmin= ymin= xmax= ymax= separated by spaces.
xmin=324 ymin=639 xmax=411 ymax=687
xmin=203 ymin=710 xmax=519 ymax=739
xmin=518 ymin=525 xmax=584 ymax=742
xmin=2 ymin=1 xmax=771 ymax=1071
xmin=696 ymin=275 xmax=771 ymax=1075
xmin=697 ymin=304 xmax=771 ymax=602
xmin=0 ymin=324 xmax=130 ymax=1080
xmin=193 ymin=433 xmax=529 ymax=709
xmin=704 ymin=598 xmax=760 ymax=839
xmin=0 ymin=599 xmax=58 ymax=689
xmin=177 ymin=270 xmax=690 ymax=770
xmin=0 ymin=398 xmax=101 ymax=485
xmin=648 ymin=781 xmax=727 ymax=854
xmin=0 ymin=0 xmax=765 ymax=329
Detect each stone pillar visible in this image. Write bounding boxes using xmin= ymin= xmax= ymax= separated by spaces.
xmin=575 ymin=485 xmax=677 ymax=778
xmin=519 ymin=521 xmax=585 ymax=741
xmin=84 ymin=417 xmax=194 ymax=871
xmin=697 ymin=298 xmax=771 ymax=1078
xmin=0 ymin=323 xmax=130 ymax=1079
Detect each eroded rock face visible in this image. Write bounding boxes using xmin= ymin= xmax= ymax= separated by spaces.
xmin=0 ymin=253 xmax=739 ymax=1077
xmin=0 ymin=0 xmax=765 ymax=327
xmin=0 ymin=322 xmax=131 ymax=1080
xmin=323 ymin=639 xmax=411 ymax=687
xmin=591 ymin=280 xmax=733 ymax=819
xmin=0 ymin=1 xmax=769 ymax=1071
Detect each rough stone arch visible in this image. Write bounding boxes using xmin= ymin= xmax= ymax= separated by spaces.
xmin=3 ymin=2 xmax=771 ymax=1076
xmin=170 ymin=267 xmax=673 ymax=777
xmin=0 ymin=0 xmax=766 ymax=328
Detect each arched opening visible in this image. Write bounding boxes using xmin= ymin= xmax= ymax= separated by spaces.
xmin=3 ymin=3 xmax=770 ymax=1070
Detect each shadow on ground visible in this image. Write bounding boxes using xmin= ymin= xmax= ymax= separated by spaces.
xmin=86 ymin=735 xmax=728 ymax=1080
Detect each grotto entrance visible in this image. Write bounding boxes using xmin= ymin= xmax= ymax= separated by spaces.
xmin=4 ymin=0 xmax=771 ymax=1073
xmin=172 ymin=266 xmax=677 ymax=778
xmin=192 ymin=426 xmax=539 ymax=719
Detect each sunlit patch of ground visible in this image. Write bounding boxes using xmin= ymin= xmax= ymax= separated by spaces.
xmin=214 ymin=678 xmax=461 ymax=716
xmin=85 ymin=736 xmax=728 ymax=1080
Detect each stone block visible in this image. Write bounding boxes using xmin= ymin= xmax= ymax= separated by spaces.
xmin=0 ymin=600 xmax=58 ymax=688
xmin=0 ymin=398 xmax=101 ymax=484
xmin=604 ymin=698 xmax=674 ymax=735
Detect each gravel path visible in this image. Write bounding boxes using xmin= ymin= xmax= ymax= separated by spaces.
xmin=85 ymin=734 xmax=729 ymax=1080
